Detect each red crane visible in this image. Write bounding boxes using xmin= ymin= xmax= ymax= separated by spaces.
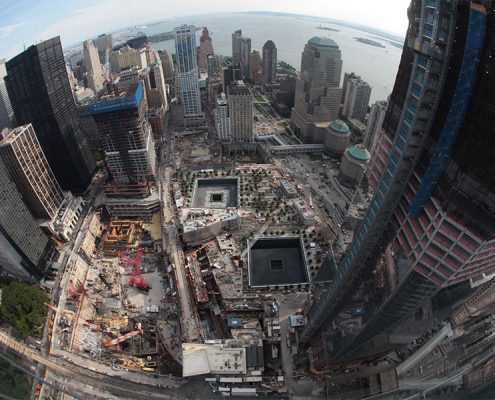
xmin=67 ymin=280 xmax=82 ymax=300
xmin=118 ymin=248 xmax=150 ymax=292
xmin=103 ymin=323 xmax=143 ymax=347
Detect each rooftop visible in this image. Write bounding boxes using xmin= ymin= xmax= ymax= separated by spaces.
xmin=309 ymin=36 xmax=339 ymax=48
xmin=348 ymin=144 xmax=371 ymax=162
xmin=181 ymin=209 xmax=238 ymax=233
xmin=329 ymin=120 xmax=350 ymax=134
xmin=0 ymin=124 xmax=31 ymax=146
xmin=229 ymin=80 xmax=250 ymax=95
xmin=182 ymin=342 xmax=246 ymax=377
xmin=294 ymin=199 xmax=316 ymax=218
xmin=216 ymin=93 xmax=228 ymax=105
xmin=89 ymin=82 xmax=143 ymax=115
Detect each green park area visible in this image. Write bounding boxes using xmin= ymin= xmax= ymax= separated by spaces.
xmin=0 ymin=281 xmax=49 ymax=337
xmin=0 ymin=281 xmax=45 ymax=399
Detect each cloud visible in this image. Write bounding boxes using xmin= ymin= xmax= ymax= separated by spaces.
xmin=2 ymin=0 xmax=410 ymax=57
xmin=0 ymin=21 xmax=28 ymax=39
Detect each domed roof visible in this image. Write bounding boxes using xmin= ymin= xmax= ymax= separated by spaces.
xmin=328 ymin=120 xmax=350 ymax=134
xmin=348 ymin=144 xmax=371 ymax=162
xmin=309 ymin=37 xmax=338 ymax=48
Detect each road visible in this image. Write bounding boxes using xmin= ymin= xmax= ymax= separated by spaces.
xmin=165 ymin=224 xmax=202 ymax=342
xmin=0 ymin=330 xmax=175 ymax=399
xmin=277 ymin=292 xmax=324 ymax=397
xmin=159 ymin=123 xmax=202 ymax=343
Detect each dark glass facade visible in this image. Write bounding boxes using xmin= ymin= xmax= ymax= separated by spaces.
xmin=301 ymin=0 xmax=495 ymax=365
xmin=5 ymin=36 xmax=95 ymax=192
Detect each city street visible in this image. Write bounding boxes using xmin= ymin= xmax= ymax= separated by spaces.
xmin=159 ymin=123 xmax=202 ymax=342
xmin=165 ymin=224 xmax=202 ymax=342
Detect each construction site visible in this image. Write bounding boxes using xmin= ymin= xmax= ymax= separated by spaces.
xmin=50 ymin=215 xmax=182 ymax=377
xmin=37 ymin=103 xmax=374 ymax=399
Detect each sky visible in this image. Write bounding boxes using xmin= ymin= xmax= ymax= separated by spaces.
xmin=0 ymin=0 xmax=411 ymax=59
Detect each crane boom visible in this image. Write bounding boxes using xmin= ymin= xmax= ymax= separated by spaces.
xmin=118 ymin=249 xmax=149 ymax=291
xmin=103 ymin=323 xmax=143 ymax=347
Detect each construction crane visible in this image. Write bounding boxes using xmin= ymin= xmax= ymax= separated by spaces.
xmin=67 ymin=280 xmax=83 ymax=300
xmin=103 ymin=323 xmax=143 ymax=347
xmin=44 ymin=303 xmax=75 ymax=316
xmin=118 ymin=248 xmax=150 ymax=292
xmin=241 ymin=222 xmax=268 ymax=259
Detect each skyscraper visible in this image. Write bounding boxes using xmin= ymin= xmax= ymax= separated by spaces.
xmin=364 ymin=100 xmax=388 ymax=155
xmin=341 ymin=72 xmax=359 ymax=104
xmin=0 ymin=59 xmax=14 ymax=130
xmin=231 ymin=30 xmax=243 ymax=66
xmin=89 ymin=82 xmax=156 ymax=183
xmin=231 ymin=30 xmax=251 ymax=79
xmin=5 ymin=37 xmax=96 ymax=192
xmin=342 ymin=77 xmax=372 ymax=122
xmin=0 ymin=156 xmax=53 ymax=278
xmin=215 ymin=93 xmax=230 ymax=141
xmin=228 ymin=81 xmax=253 ymax=142
xmin=83 ymin=39 xmax=106 ymax=94
xmin=198 ymin=27 xmax=214 ymax=71
xmin=300 ymin=0 xmax=494 ymax=365
xmin=174 ymin=25 xmax=205 ymax=127
xmin=207 ymin=54 xmax=222 ymax=77
xmin=290 ymin=37 xmax=343 ymax=141
xmin=144 ymin=45 xmax=156 ymax=65
xmin=249 ymin=51 xmax=262 ymax=85
xmin=148 ymin=61 xmax=169 ymax=111
xmin=158 ymin=50 xmax=175 ymax=83
xmin=262 ymin=40 xmax=277 ymax=85
xmin=111 ymin=46 xmax=148 ymax=72
xmin=240 ymin=37 xmax=251 ymax=80
xmin=93 ymin=33 xmax=112 ymax=65
xmin=222 ymin=63 xmax=242 ymax=93
xmin=0 ymin=124 xmax=64 ymax=220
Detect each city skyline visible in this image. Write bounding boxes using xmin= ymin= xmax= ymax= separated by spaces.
xmin=2 ymin=1 xmax=495 ymax=398
xmin=0 ymin=1 xmax=410 ymax=58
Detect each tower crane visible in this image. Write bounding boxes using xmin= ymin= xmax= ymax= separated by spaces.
xmin=103 ymin=323 xmax=143 ymax=347
xmin=118 ymin=248 xmax=150 ymax=292
xmin=44 ymin=303 xmax=75 ymax=317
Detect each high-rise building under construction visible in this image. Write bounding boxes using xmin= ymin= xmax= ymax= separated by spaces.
xmin=89 ymin=82 xmax=156 ymax=184
xmin=301 ymin=0 xmax=495 ymax=365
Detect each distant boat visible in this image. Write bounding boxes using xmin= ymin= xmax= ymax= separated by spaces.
xmin=316 ymin=23 xmax=340 ymax=32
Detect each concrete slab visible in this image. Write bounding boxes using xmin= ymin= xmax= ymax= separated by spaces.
xmin=182 ymin=343 xmax=246 ymax=377
xmin=127 ymin=271 xmax=164 ymax=311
